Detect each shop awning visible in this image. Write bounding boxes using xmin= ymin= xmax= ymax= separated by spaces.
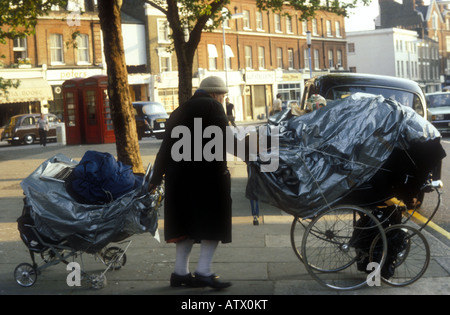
xmin=0 ymin=78 xmax=54 ymax=104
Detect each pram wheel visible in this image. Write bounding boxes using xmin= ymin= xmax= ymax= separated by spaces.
xmin=14 ymin=263 xmax=37 ymax=287
xmin=301 ymin=205 xmax=388 ymax=290
xmin=102 ymin=246 xmax=127 ymax=270
xmin=290 ymin=216 xmax=312 ymax=263
xmin=369 ymin=224 xmax=430 ymax=286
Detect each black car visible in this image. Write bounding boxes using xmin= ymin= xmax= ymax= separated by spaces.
xmin=133 ymin=102 xmax=169 ymax=140
xmin=301 ymin=73 xmax=427 ymax=119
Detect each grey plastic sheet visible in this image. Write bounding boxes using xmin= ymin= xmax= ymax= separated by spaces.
xmin=246 ymin=94 xmax=445 ymax=218
xmin=21 ymin=154 xmax=159 ymax=253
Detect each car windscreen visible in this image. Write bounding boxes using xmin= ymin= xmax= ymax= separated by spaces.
xmin=326 ymin=86 xmax=424 ymax=117
xmin=142 ymin=104 xmax=166 ymax=115
xmin=426 ymin=94 xmax=450 ymax=108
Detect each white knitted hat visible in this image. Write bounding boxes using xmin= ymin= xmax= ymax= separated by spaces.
xmin=199 ymin=76 xmax=228 ymax=94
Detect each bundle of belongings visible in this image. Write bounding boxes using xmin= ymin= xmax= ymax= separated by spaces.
xmin=247 ymin=93 xmax=446 ymax=219
xmin=20 ymin=151 xmax=159 ymax=253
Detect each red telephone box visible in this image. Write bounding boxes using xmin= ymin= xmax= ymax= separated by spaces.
xmin=62 ymin=77 xmax=85 ymax=145
xmin=80 ymin=75 xmax=115 ymax=144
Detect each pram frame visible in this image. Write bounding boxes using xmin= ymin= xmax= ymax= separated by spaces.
xmin=14 ymin=162 xmax=163 ymax=289
xmin=289 ymin=174 xmax=442 ymax=290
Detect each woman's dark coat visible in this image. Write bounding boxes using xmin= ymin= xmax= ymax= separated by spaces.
xmin=150 ymin=91 xmax=232 ymax=243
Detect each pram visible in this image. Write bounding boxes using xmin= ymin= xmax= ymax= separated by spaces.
xmin=14 ymin=153 xmax=164 ymax=289
xmin=247 ymin=94 xmax=446 ymax=290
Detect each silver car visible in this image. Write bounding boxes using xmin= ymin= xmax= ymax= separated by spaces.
xmin=426 ymin=92 xmax=450 ymax=134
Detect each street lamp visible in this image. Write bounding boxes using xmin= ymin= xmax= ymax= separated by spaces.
xmin=222 ymin=9 xmax=244 ymax=88
xmin=306 ymin=30 xmax=312 ymax=78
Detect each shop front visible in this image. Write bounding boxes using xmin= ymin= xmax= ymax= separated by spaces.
xmin=0 ymin=77 xmax=54 ymax=126
xmin=244 ymin=71 xmax=275 ymax=120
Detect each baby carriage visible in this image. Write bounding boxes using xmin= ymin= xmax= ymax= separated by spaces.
xmin=14 ymin=152 xmax=164 ymax=289
xmin=247 ymin=94 xmax=446 ymax=290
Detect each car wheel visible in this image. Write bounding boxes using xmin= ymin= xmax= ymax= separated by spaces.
xmin=23 ymin=135 xmax=35 ymax=145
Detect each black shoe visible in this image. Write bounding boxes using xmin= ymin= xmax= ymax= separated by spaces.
xmin=193 ymin=273 xmax=232 ymax=289
xmin=253 ymin=216 xmax=259 ymax=225
xmin=170 ymin=272 xmax=195 ymax=287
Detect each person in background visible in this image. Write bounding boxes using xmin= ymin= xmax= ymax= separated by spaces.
xmin=226 ymin=97 xmax=237 ymax=127
xmin=36 ymin=113 xmax=49 ymax=147
xmin=272 ymin=93 xmax=282 ymax=114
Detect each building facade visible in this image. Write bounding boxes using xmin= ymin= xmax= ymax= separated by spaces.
xmin=136 ymin=0 xmax=348 ymax=121
xmin=378 ymin=0 xmax=450 ymax=89
xmin=0 ymin=1 xmax=104 ymax=126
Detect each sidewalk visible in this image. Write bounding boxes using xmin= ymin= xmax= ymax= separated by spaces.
xmin=0 ymin=141 xmax=449 ymax=296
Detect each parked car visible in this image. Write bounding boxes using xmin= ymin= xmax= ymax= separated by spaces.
xmin=301 ymin=73 xmax=427 ymax=119
xmin=426 ymin=92 xmax=450 ymax=134
xmin=133 ymin=101 xmax=169 ymax=140
xmin=1 ymin=113 xmax=59 ymax=145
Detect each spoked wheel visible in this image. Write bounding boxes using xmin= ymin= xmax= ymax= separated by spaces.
xmin=290 ymin=216 xmax=312 ymax=263
xmin=102 ymin=246 xmax=127 ymax=270
xmin=301 ymin=205 xmax=387 ymax=290
xmin=370 ymin=224 xmax=430 ymax=286
xmin=14 ymin=263 xmax=37 ymax=287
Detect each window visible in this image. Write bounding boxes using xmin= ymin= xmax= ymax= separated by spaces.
xmin=326 ymin=20 xmax=332 ymax=37
xmin=256 ymin=11 xmax=263 ymax=30
xmin=335 ymin=21 xmax=341 ymax=37
xmin=207 ymin=44 xmax=218 ymax=70
xmin=304 ymin=48 xmax=310 ymax=69
xmin=245 ymin=45 xmax=253 ymax=69
xmin=312 ymin=19 xmax=318 ymax=36
xmin=22 ymin=116 xmax=35 ymax=126
xmin=50 ymin=34 xmax=64 ymax=64
xmin=328 ymin=49 xmax=334 ymax=68
xmin=275 ymin=14 xmax=282 ymax=32
xmin=66 ymin=92 xmax=76 ymax=126
xmin=224 ymin=45 xmax=234 ymax=69
xmin=288 ymin=48 xmax=294 ymax=69
xmin=348 ymin=43 xmax=355 ymax=53
xmin=276 ymin=47 xmax=283 ymax=69
xmin=258 ymin=46 xmax=265 ymax=69
xmin=76 ymin=34 xmax=90 ymax=64
xmin=243 ymin=10 xmax=251 ymax=29
xmin=302 ymin=20 xmax=307 ymax=34
xmin=13 ymin=37 xmax=27 ymax=64
xmin=157 ymin=47 xmax=172 ymax=72
xmin=337 ymin=50 xmax=342 ymax=68
xmin=286 ymin=16 xmax=293 ymax=33
xmin=160 ymin=56 xmax=171 ymax=72
xmin=314 ymin=49 xmax=320 ymax=69
xmin=158 ymin=19 xmax=170 ymax=43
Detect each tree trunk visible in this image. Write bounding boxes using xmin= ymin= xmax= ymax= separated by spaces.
xmin=176 ymin=45 xmax=195 ymax=105
xmin=97 ymin=0 xmax=144 ymax=174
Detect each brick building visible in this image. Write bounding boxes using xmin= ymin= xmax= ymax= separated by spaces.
xmin=0 ymin=1 xmax=103 ymax=126
xmin=126 ymin=0 xmax=347 ymax=121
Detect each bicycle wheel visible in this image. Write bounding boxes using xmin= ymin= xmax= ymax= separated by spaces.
xmin=290 ymin=216 xmax=312 ymax=263
xmin=301 ymin=205 xmax=387 ymax=290
xmin=370 ymin=224 xmax=430 ymax=286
